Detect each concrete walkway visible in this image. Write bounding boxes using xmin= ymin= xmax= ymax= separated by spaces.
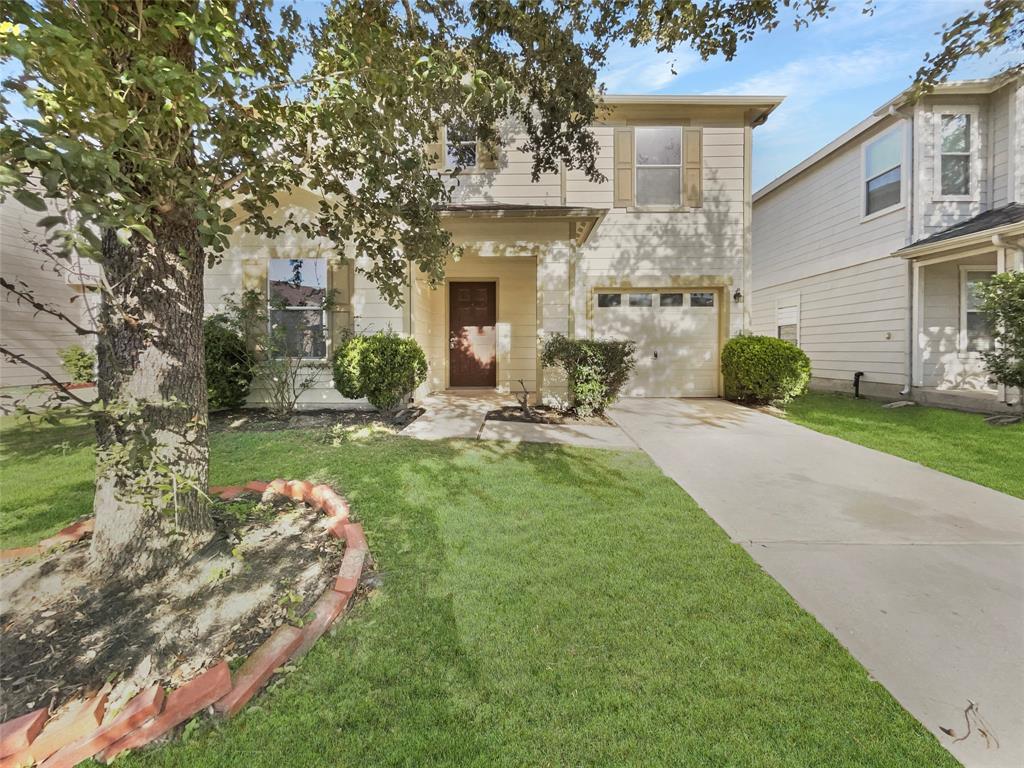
xmin=610 ymin=397 xmax=1024 ymax=768
xmin=401 ymin=392 xmax=636 ymax=450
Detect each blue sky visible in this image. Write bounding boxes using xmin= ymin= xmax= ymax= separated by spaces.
xmin=596 ymin=0 xmax=1020 ymax=189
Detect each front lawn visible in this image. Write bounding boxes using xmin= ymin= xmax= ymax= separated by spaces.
xmin=0 ymin=417 xmax=957 ymax=767
xmin=784 ymin=392 xmax=1022 ymax=499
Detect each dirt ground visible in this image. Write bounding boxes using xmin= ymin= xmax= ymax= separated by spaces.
xmin=208 ymin=406 xmax=423 ymax=434
xmin=0 ymin=494 xmax=343 ymax=721
xmin=485 ymin=405 xmax=613 ymax=426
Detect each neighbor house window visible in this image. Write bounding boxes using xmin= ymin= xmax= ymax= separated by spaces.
xmin=864 ymin=126 xmax=903 ymax=216
xmin=445 ymin=126 xmax=477 ymax=168
xmin=938 ymin=113 xmax=973 ymax=197
xmin=635 ymin=127 xmax=682 ymax=206
xmin=961 ymin=268 xmax=994 ymax=353
xmin=268 ymin=258 xmax=328 ymax=359
xmin=776 ymin=299 xmax=800 ymax=345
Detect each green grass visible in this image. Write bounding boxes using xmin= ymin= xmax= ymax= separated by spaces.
xmin=784 ymin=392 xmax=1023 ymax=499
xmin=0 ymin=416 xmax=97 ymax=548
xmin=0 ymin=418 xmax=958 ymax=767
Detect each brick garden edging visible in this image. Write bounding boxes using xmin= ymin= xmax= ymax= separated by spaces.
xmin=0 ymin=480 xmax=369 ymax=767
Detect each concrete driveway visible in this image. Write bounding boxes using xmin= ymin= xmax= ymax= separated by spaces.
xmin=610 ymin=398 xmax=1024 ymax=768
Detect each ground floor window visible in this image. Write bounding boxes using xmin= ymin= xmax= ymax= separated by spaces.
xmin=776 ymin=300 xmax=800 ymax=345
xmin=960 ymin=267 xmax=995 ymax=353
xmin=268 ymin=258 xmax=329 ymax=358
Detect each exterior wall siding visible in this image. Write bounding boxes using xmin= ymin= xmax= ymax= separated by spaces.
xmin=0 ymin=194 xmax=97 ymax=390
xmin=919 ymin=254 xmax=997 ymax=391
xmin=751 ymin=257 xmax=909 ymax=389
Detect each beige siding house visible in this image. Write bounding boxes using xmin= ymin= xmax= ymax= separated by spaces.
xmin=752 ymin=70 xmax=1023 ymax=411
xmin=199 ymin=94 xmax=780 ymax=408
xmin=0 ymin=194 xmax=98 ymax=391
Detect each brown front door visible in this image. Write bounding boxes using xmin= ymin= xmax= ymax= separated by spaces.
xmin=449 ymin=281 xmax=497 ymax=387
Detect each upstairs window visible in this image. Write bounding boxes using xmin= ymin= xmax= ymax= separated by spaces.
xmin=445 ymin=126 xmax=477 ymax=169
xmin=635 ymin=127 xmax=682 ymax=207
xmin=938 ymin=113 xmax=972 ymax=197
xmin=863 ymin=126 xmax=902 ymax=217
xmin=268 ymin=258 xmax=328 ymax=359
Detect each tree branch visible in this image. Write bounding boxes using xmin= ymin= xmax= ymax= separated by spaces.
xmin=0 ymin=345 xmax=91 ymax=405
xmin=0 ymin=276 xmax=98 ymax=336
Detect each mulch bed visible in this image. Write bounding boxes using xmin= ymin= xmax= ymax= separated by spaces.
xmin=485 ymin=405 xmax=613 ymax=426
xmin=0 ymin=492 xmax=341 ymax=722
xmin=209 ymin=406 xmax=423 ymax=434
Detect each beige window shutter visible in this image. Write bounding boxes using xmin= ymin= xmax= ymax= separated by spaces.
xmin=613 ymin=127 xmax=635 ymax=208
xmin=329 ymin=260 xmax=353 ymax=342
xmin=683 ymin=127 xmax=703 ymax=208
xmin=424 ymin=127 xmax=444 ymax=171
xmin=477 ymin=138 xmax=500 ymax=170
xmin=241 ymin=258 xmax=267 ymax=294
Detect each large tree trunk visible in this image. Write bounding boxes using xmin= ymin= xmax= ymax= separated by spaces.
xmin=89 ymin=207 xmax=213 ymax=581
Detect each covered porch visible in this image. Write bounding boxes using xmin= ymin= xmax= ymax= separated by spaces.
xmin=409 ymin=204 xmax=605 ymax=403
xmin=899 ymin=203 xmax=1024 ymax=410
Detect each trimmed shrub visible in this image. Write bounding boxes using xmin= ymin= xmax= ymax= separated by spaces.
xmin=541 ymin=334 xmax=637 ymax=417
xmin=204 ymin=315 xmax=255 ymax=410
xmin=332 ymin=332 xmax=427 ymax=412
xmin=58 ymin=345 xmax=95 ymax=384
xmin=721 ymin=335 xmax=810 ymax=405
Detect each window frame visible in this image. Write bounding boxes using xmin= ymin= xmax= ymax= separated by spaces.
xmin=775 ymin=296 xmax=800 ymax=346
xmin=267 ymin=257 xmax=330 ymax=361
xmin=958 ymin=265 xmax=995 ymax=355
xmin=860 ymin=123 xmax=906 ymax=222
xmin=443 ymin=126 xmax=478 ymax=171
xmin=633 ymin=125 xmax=684 ymax=210
xmin=933 ymin=106 xmax=980 ymax=202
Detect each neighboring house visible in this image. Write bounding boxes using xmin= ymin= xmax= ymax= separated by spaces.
xmin=0 ymin=194 xmax=98 ymax=392
xmin=201 ymin=94 xmax=781 ymax=407
xmin=752 ymin=69 xmax=1024 ymax=412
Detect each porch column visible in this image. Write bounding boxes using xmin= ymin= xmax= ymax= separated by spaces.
xmin=911 ymin=261 xmax=924 ymax=387
xmin=537 ymin=243 xmax=572 ymax=407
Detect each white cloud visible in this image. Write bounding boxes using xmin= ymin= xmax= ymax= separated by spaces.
xmin=599 ymin=45 xmax=700 ymax=94
xmin=723 ymin=46 xmax=914 ymax=136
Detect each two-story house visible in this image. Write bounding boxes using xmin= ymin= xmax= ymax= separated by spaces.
xmin=199 ymin=94 xmax=781 ymax=407
xmin=752 ymin=69 xmax=1023 ymax=412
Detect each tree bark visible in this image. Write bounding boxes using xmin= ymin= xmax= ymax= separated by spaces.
xmin=89 ymin=208 xmax=213 ymax=581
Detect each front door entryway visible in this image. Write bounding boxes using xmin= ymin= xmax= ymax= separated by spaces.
xmin=449 ymin=281 xmax=497 ymax=387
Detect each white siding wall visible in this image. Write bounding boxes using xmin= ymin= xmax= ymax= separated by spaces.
xmin=753 ymin=117 xmax=909 ymax=290
xmin=752 ymin=257 xmax=909 ymax=389
xmin=990 ymin=84 xmax=1013 ymax=209
xmin=919 ymin=254 xmax=996 ymax=391
xmin=751 ymin=117 xmax=910 ymax=392
xmin=0 ymin=195 xmax=97 ymax=389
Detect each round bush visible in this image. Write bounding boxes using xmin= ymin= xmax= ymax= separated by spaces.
xmin=540 ymin=334 xmax=637 ymax=417
xmin=204 ymin=316 xmax=254 ymax=410
xmin=332 ymin=332 xmax=427 ymax=412
xmin=721 ymin=335 xmax=810 ymax=405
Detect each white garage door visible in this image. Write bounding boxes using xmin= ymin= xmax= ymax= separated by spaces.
xmin=592 ymin=289 xmax=720 ymax=397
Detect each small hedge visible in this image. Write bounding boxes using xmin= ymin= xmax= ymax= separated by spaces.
xmin=721 ymin=335 xmax=810 ymax=405
xmin=58 ymin=345 xmax=95 ymax=384
xmin=541 ymin=334 xmax=637 ymax=417
xmin=204 ymin=315 xmax=255 ymax=410
xmin=333 ymin=332 xmax=427 ymax=412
